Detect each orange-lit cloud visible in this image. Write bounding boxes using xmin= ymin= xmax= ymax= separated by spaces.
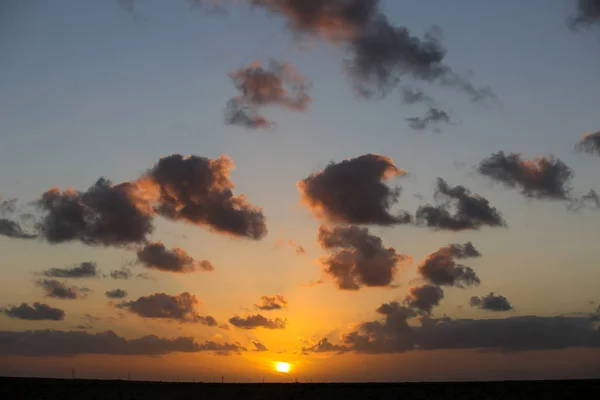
xmin=255 ymin=295 xmax=288 ymax=311
xmin=137 ymin=241 xmax=214 ymax=273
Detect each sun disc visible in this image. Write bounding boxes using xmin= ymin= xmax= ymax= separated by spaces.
xmin=275 ymin=362 xmax=291 ymax=373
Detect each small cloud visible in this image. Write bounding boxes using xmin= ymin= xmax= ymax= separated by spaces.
xmin=36 ymin=279 xmax=91 ymax=300
xmin=255 ymin=295 xmax=288 ymax=311
xmin=405 ymin=107 xmax=452 ymax=133
xmin=3 ymin=302 xmax=65 ymax=321
xmin=288 ymin=239 xmax=306 ymax=255
xmin=42 ymin=261 xmax=100 ymax=279
xmin=105 ymin=289 xmax=128 ymax=299
xmin=251 ymin=340 xmax=268 ymax=352
xmin=228 ymin=314 xmax=286 ymax=330
xmin=417 ymin=243 xmax=481 ymax=288
xmin=404 ymin=285 xmax=444 ymax=315
xmin=575 ymin=131 xmax=600 ymax=157
xmin=137 ymin=241 xmax=214 ymax=273
xmin=470 ymin=292 xmax=513 ymax=312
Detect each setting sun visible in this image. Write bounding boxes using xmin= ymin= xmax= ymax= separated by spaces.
xmin=275 ymin=362 xmax=291 ymax=373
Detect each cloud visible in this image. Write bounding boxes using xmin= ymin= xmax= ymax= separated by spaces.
xmin=477 ymin=152 xmax=573 ymax=200
xmin=225 ymin=60 xmax=311 ymax=129
xmin=0 ymin=330 xmax=247 ymax=356
xmin=404 ymin=285 xmax=444 ymax=315
xmin=417 ymin=243 xmax=481 ymax=288
xmin=105 ymin=289 xmax=128 ymax=299
xmin=42 ymin=261 xmax=100 ymax=279
xmin=117 ymin=292 xmax=219 ymax=326
xmin=109 ymin=267 xmax=133 ymax=280
xmin=298 ymin=154 xmax=412 ymax=225
xmin=306 ymin=305 xmax=600 ymax=354
xmin=301 ymin=338 xmax=350 ymax=354
xmin=317 ymin=225 xmax=411 ymax=290
xmin=470 ymin=292 xmax=513 ymax=312
xmin=416 ymin=178 xmax=506 ymax=231
xmin=36 ymin=279 xmax=91 ymax=300
xmin=0 ymin=219 xmax=37 ymax=240
xmin=141 ymin=154 xmax=267 ymax=239
xmin=2 ymin=302 xmax=65 ymax=321
xmin=569 ymin=0 xmax=600 ymax=29
xmin=405 ymin=107 xmax=451 ymax=132
xmin=288 ymin=239 xmax=306 ymax=255
xmin=136 ymin=241 xmax=214 ymax=273
xmin=576 ymin=131 xmax=600 ymax=157
xmin=35 ymin=179 xmax=154 ymax=247
xmin=255 ymin=295 xmax=288 ymax=311
xmin=568 ymin=189 xmax=600 ymax=212
xmin=401 ymin=87 xmax=434 ymax=105
xmin=228 ymin=314 xmax=287 ymax=330
xmin=252 ymin=1 xmax=493 ymax=102
xmin=251 ymin=340 xmax=268 ymax=352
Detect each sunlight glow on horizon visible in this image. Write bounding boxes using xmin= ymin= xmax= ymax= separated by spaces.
xmin=275 ymin=362 xmax=291 ymax=374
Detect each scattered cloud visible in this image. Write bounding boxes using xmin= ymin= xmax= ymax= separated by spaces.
xmin=36 ymin=279 xmax=91 ymax=300
xmin=404 ymin=284 xmax=444 ymax=315
xmin=288 ymin=239 xmax=306 ymax=255
xmin=568 ymin=189 xmax=600 ymax=212
xmin=317 ymin=225 xmax=411 ymax=290
xmin=405 ymin=107 xmax=451 ymax=133
xmin=228 ymin=314 xmax=287 ymax=330
xmin=117 ymin=292 xmax=218 ymax=325
xmin=109 ymin=267 xmax=133 ymax=280
xmin=225 ymin=60 xmax=311 ymax=129
xmin=42 ymin=261 xmax=100 ymax=279
xmin=301 ymin=338 xmax=349 ymax=354
xmin=400 ymin=87 xmax=434 ymax=105
xmin=470 ymin=292 xmax=513 ymax=312
xmin=417 ymin=243 xmax=481 ymax=288
xmin=105 ymin=289 xmax=128 ymax=299
xmin=305 ymin=302 xmax=600 ymax=354
xmin=2 ymin=302 xmax=65 ymax=321
xmin=255 ymin=295 xmax=288 ymax=311
xmin=576 ymin=131 xmax=600 ymax=157
xmin=0 ymin=330 xmax=246 ymax=356
xmin=251 ymin=340 xmax=268 ymax=352
xmin=416 ymin=178 xmax=506 ymax=231
xmin=252 ymin=0 xmax=493 ymax=102
xmin=137 ymin=241 xmax=214 ymax=273
xmin=477 ymin=152 xmax=573 ymax=200
xmin=0 ymin=219 xmax=36 ymax=240
xmin=141 ymin=154 xmax=267 ymax=239
xmin=298 ymin=154 xmax=412 ymax=225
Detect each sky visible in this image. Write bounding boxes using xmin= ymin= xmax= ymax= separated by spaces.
xmin=0 ymin=0 xmax=599 ymax=383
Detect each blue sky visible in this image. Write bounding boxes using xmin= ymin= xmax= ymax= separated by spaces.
xmin=0 ymin=0 xmax=599 ymax=381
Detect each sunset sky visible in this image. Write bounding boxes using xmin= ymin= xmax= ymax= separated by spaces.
xmin=1 ymin=0 xmax=599 ymax=382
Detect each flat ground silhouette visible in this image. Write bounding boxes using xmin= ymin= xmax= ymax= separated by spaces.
xmin=0 ymin=377 xmax=598 ymax=399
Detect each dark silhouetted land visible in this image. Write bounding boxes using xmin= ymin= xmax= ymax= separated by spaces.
xmin=1 ymin=377 xmax=598 ymax=399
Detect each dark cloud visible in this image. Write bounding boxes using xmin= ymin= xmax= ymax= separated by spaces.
xmin=576 ymin=131 xmax=600 ymax=157
xmin=136 ymin=241 xmax=214 ymax=273
xmin=228 ymin=314 xmax=286 ymax=330
xmin=109 ymin=267 xmax=133 ymax=280
xmin=401 ymin=87 xmax=434 ymax=105
xmin=141 ymin=154 xmax=267 ymax=239
xmin=404 ymin=284 xmax=444 ymax=315
xmin=2 ymin=302 xmax=65 ymax=321
xmin=42 ymin=261 xmax=99 ymax=279
xmin=35 ymin=179 xmax=154 ymax=247
xmin=117 ymin=292 xmax=218 ymax=326
xmin=225 ymin=60 xmax=311 ymax=129
xmin=255 ymin=295 xmax=288 ymax=311
xmin=416 ymin=178 xmax=506 ymax=231
xmin=569 ymin=0 xmax=600 ymax=29
xmin=317 ymin=225 xmax=411 ymax=290
xmin=470 ymin=292 xmax=513 ymax=312
xmin=0 ymin=330 xmax=246 ymax=356
xmin=105 ymin=289 xmax=128 ymax=299
xmin=417 ymin=243 xmax=481 ymax=288
xmin=0 ymin=218 xmax=37 ymax=239
xmin=568 ymin=189 xmax=600 ymax=212
xmin=252 ymin=1 xmax=492 ymax=102
xmin=298 ymin=154 xmax=412 ymax=225
xmin=405 ymin=107 xmax=451 ymax=132
xmin=306 ymin=305 xmax=600 ymax=354
xmin=36 ymin=279 xmax=91 ymax=300
xmin=477 ymin=152 xmax=573 ymax=200
xmin=251 ymin=340 xmax=268 ymax=352
xmin=301 ymin=338 xmax=350 ymax=354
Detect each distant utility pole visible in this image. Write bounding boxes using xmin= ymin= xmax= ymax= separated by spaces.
xmin=128 ymin=372 xmax=131 ymax=381
xmin=72 ymin=368 xmax=75 ymax=379
xmin=221 ymin=375 xmax=224 ymax=384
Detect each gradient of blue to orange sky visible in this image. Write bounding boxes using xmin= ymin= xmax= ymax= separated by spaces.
xmin=0 ymin=0 xmax=599 ymax=382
